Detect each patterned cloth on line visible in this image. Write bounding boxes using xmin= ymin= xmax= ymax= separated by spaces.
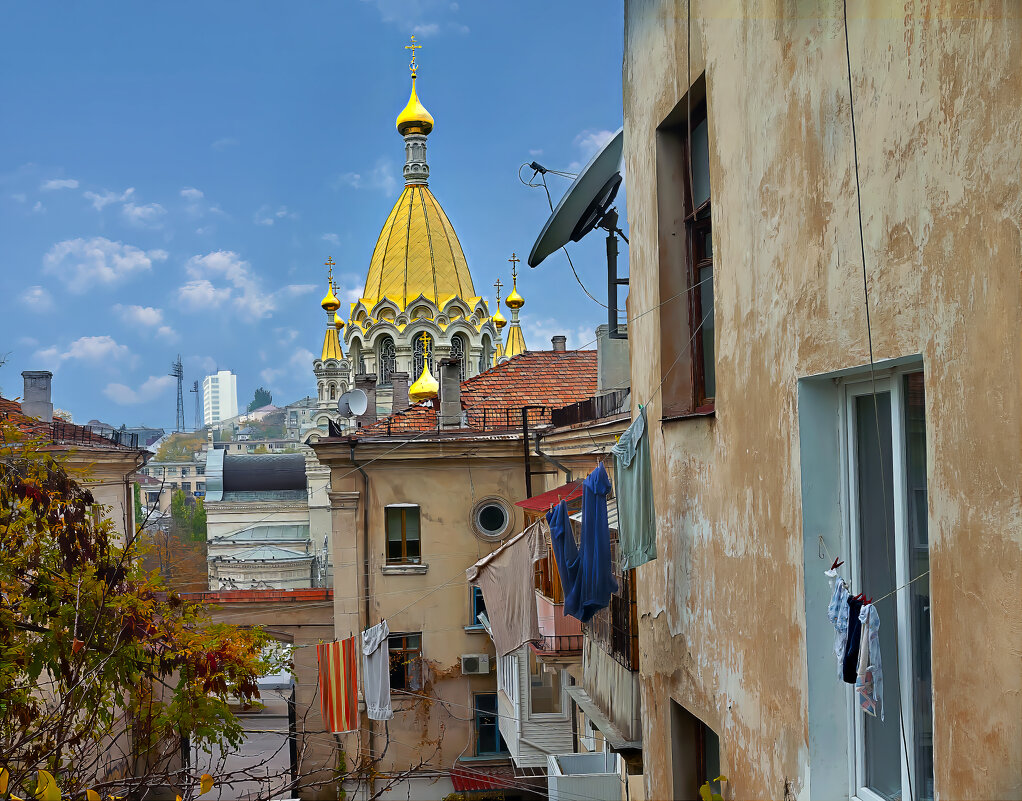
xmin=317 ymin=637 xmax=359 ymax=733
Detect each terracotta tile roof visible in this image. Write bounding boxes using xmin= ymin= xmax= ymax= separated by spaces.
xmin=357 ymin=350 xmax=597 ymax=437
xmin=0 ymin=396 xmax=142 ymax=451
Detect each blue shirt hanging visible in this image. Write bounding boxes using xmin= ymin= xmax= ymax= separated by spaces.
xmin=579 ymin=462 xmax=618 ymax=622
xmin=546 ymin=500 xmax=583 ymax=620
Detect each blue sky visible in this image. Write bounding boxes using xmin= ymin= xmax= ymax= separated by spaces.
xmin=0 ymin=0 xmax=625 ymax=428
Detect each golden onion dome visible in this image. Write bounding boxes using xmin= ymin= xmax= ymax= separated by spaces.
xmin=408 ymin=361 xmax=439 ymax=403
xmin=491 ymin=300 xmax=507 ymax=330
xmin=505 ymin=282 xmax=524 ymax=310
xmin=396 ymin=76 xmax=434 ymax=136
xmin=333 ymin=312 xmax=344 ymax=330
xmin=321 ymin=283 xmax=340 ymax=312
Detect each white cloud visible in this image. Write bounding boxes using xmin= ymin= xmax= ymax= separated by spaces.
xmin=11 ymin=192 xmax=27 ymax=203
xmin=178 ymin=278 xmax=233 ymax=310
xmin=274 ymin=327 xmax=299 ymax=345
xmin=122 ymin=200 xmax=166 ymax=228
xmin=322 ymin=232 xmax=341 ymax=247
xmin=35 ymin=335 xmax=133 ymax=367
xmin=281 ymin=284 xmax=316 ymax=297
xmin=43 ymin=237 xmax=166 ymax=292
xmin=180 ymin=187 xmax=204 ymax=201
xmin=156 ymin=325 xmax=179 ymax=342
xmin=254 ymin=205 xmax=297 ymax=226
xmin=32 ymin=201 xmax=44 ymax=213
xmin=523 ymin=317 xmax=596 ymax=351
xmin=332 ymin=158 xmax=397 ymax=195
xmin=83 ymin=187 xmax=134 ymax=210
xmin=211 ymin=137 xmax=238 ymax=150
xmin=412 ymin=22 xmax=439 ymax=36
xmin=20 ymin=285 xmax=53 ymax=311
xmin=261 ymin=348 xmax=315 ymax=387
xmin=574 ymin=129 xmax=615 ymax=160
xmin=529 ymin=148 xmax=544 ymax=157
xmin=41 ymin=178 xmax=79 ymax=191
xmin=104 ymin=375 xmax=176 ymax=405
xmin=114 ymin=304 xmax=164 ymax=327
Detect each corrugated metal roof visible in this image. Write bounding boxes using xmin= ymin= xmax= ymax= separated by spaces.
xmin=219 ymin=545 xmax=312 ymax=562
xmin=222 ymin=524 xmax=310 ymax=542
xmin=223 ymin=453 xmax=307 ymax=492
xmin=569 ymin=500 xmax=619 ymax=532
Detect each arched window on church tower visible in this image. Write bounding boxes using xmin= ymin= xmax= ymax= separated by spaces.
xmin=378 ymin=336 xmax=396 ymax=386
xmin=330 ymin=384 xmax=336 ymax=401
xmin=450 ymin=334 xmax=467 ymax=380
xmin=413 ymin=334 xmax=433 ymax=379
xmin=479 ymin=337 xmax=492 ymax=373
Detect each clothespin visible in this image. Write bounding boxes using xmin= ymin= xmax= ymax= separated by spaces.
xmin=829 ymin=557 xmax=844 ymax=572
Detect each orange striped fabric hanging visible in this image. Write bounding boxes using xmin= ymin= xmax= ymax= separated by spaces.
xmin=317 ymin=637 xmax=359 ymax=733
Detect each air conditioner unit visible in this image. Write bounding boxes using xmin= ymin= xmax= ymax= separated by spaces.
xmin=461 ymin=653 xmax=490 ymax=675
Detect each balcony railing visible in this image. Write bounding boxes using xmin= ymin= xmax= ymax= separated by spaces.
xmin=531 ymin=634 xmax=583 ymax=655
xmin=550 ymin=389 xmax=629 ymax=429
xmin=51 ymin=422 xmax=139 ymax=450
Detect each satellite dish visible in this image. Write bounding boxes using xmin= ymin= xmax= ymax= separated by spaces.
xmin=528 ymin=128 xmax=624 ymax=268
xmin=336 ymin=388 xmax=368 ymax=418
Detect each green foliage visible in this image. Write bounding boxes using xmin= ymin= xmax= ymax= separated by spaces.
xmin=0 ymin=421 xmax=278 ymax=796
xmin=170 ymin=489 xmax=206 ymax=541
xmin=247 ymin=387 xmax=272 ymax=412
xmin=133 ymin=482 xmax=142 ymax=524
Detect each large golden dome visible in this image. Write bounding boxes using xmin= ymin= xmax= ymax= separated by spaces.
xmin=362 ymin=184 xmax=475 ymax=309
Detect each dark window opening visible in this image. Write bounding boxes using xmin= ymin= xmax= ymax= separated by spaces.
xmin=388 ymin=633 xmax=422 ymax=691
xmin=474 ymin=693 xmax=508 ymax=756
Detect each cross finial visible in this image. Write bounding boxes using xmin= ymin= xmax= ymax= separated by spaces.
xmin=324 ymin=256 xmax=336 ymax=283
xmin=418 ymin=331 xmax=431 ymax=358
xmin=493 ymin=277 xmax=503 ymax=304
xmin=405 ymin=36 xmax=422 ymax=76
xmin=508 ymin=252 xmax=520 ymax=281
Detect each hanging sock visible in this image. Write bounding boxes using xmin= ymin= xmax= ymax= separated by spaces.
xmin=579 ymin=462 xmax=619 ymax=622
xmin=317 ymin=637 xmax=359 ymax=733
xmin=362 ymin=620 xmax=395 ymax=721
xmin=466 ymin=521 xmax=545 ymax=657
xmin=547 ymin=499 xmax=583 ymax=620
xmin=611 ymin=406 xmax=657 ymax=570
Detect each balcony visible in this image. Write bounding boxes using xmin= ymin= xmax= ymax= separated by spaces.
xmin=530 ymin=634 xmax=583 ymax=658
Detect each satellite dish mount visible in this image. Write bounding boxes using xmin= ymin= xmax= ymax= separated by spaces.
xmin=528 ymin=129 xmax=628 ymax=339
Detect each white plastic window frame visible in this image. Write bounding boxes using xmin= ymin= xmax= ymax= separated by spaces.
xmin=526 ymin=650 xmax=569 ymax=721
xmin=839 ymin=369 xmax=928 ymax=801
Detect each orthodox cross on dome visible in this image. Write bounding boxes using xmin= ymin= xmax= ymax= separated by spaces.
xmin=493 ymin=277 xmax=503 ymax=304
xmin=418 ymin=331 xmax=432 ymax=357
xmin=405 ymin=36 xmax=422 ymax=75
xmin=325 ymin=256 xmax=336 ymax=283
xmin=508 ymin=252 xmax=520 ymax=279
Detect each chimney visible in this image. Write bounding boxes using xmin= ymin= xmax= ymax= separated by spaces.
xmin=21 ymin=371 xmax=53 ymax=421
xmin=390 ymin=371 xmax=410 ymax=412
xmin=551 ymin=335 xmax=567 ymax=353
xmin=439 ymin=358 xmax=463 ymax=429
xmin=354 ymin=373 xmax=378 ymax=428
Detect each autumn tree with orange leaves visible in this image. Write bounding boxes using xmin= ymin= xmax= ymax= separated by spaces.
xmin=0 ymin=420 xmax=283 ymax=799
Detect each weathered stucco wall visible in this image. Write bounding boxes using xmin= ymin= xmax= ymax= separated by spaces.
xmin=623 ymin=1 xmax=1021 ymax=798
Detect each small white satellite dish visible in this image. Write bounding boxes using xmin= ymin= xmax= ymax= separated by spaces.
xmin=528 ymin=128 xmax=624 ymax=268
xmin=337 ymin=388 xmax=368 ymax=418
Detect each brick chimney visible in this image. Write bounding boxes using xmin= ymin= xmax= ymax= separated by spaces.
xmin=439 ymin=358 xmax=463 ymax=429
xmin=390 ymin=372 xmax=410 ymax=412
xmin=21 ymin=371 xmax=53 ymax=421
xmin=551 ymin=335 xmax=567 ymax=353
xmin=354 ymin=373 xmax=377 ymax=428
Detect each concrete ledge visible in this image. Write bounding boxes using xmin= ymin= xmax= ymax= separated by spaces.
xmin=565 ymin=686 xmax=642 ymax=751
xmin=381 ymin=563 xmax=429 ymax=575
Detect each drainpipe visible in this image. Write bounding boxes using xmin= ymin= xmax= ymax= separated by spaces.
xmin=124 ymin=451 xmax=147 ymax=544
xmin=534 ymin=431 xmax=572 ymax=483
xmin=349 ymin=442 xmax=373 ymax=798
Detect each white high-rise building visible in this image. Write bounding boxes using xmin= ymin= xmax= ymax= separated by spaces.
xmin=202 ymin=370 xmax=238 ymax=426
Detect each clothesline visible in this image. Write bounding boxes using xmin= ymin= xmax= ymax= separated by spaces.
xmin=818 ymin=534 xmax=929 ymax=604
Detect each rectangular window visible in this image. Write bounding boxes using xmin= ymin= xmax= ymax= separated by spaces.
xmin=534 ymin=526 xmax=564 ymax=602
xmin=196 ymin=466 xmax=205 ymax=476
xmin=497 ymin=653 xmax=519 ymax=705
xmin=388 ymin=633 xmax=422 ymax=691
xmin=528 ymin=650 xmax=563 ymax=715
xmin=196 ymin=483 xmax=205 ymax=493
xmin=845 ymin=371 xmax=932 ymax=801
xmin=656 ymin=80 xmax=716 ymax=417
xmin=181 ymin=482 xmax=191 ymax=493
xmin=469 ymin=586 xmax=486 ymax=628
xmin=474 ymin=693 xmax=508 ymax=756
xmin=181 ymin=467 xmax=189 ymax=477
xmin=386 ymin=506 xmax=421 ymax=564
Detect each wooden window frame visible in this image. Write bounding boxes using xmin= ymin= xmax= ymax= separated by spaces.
xmin=473 ymin=692 xmax=508 ymax=756
xmin=385 ymin=505 xmax=421 ymax=565
xmin=388 ymin=633 xmax=422 ymax=691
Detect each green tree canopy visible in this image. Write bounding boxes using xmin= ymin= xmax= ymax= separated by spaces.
xmin=247 ymin=387 xmax=272 ymax=412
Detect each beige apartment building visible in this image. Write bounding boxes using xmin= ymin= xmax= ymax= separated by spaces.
xmin=621 ymin=2 xmax=1020 ymax=800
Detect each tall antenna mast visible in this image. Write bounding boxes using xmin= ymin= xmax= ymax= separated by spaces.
xmin=170 ymin=355 xmax=185 ymax=432
xmin=189 ymin=380 xmax=200 ymax=431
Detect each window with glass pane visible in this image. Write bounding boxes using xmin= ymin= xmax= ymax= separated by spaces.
xmin=413 ymin=334 xmax=432 ymax=378
xmin=385 ymin=506 xmax=421 ymax=564
xmin=474 ymin=693 xmax=508 ymax=755
xmin=686 ymin=104 xmax=714 ymax=407
xmin=848 ymin=372 xmax=933 ymax=801
xmin=528 ymin=650 xmax=562 ymax=715
xmin=450 ymin=335 xmax=467 ymax=380
xmin=388 ymin=633 xmax=422 ymax=690
xmin=378 ymin=337 xmax=396 ymax=386
xmin=470 ymin=586 xmax=486 ymax=627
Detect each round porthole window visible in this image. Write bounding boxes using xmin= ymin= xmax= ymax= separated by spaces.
xmin=472 ymin=497 xmax=512 ymax=541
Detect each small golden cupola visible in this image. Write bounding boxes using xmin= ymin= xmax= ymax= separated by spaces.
xmin=502 ymin=253 xmax=528 ymax=360
xmin=320 ymin=258 xmax=344 ymax=361
xmin=408 ymin=333 xmax=440 ymax=403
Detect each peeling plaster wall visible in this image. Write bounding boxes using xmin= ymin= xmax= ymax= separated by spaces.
xmin=623 ymin=1 xmax=1021 ymax=799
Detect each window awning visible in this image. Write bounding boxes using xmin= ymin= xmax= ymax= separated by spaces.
xmin=515 ymin=480 xmax=583 ymax=512
xmin=450 ymin=764 xmax=518 ymax=792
